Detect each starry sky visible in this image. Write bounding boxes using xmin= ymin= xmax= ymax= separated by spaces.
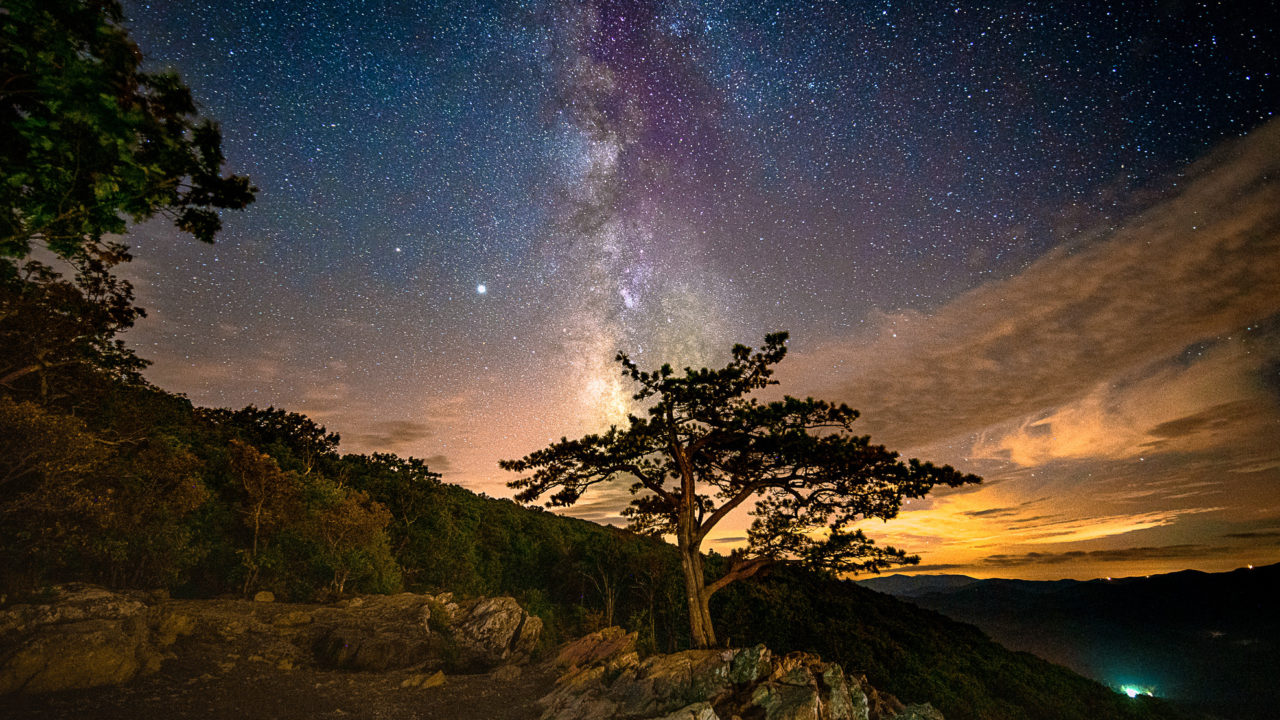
xmin=118 ymin=0 xmax=1280 ymax=580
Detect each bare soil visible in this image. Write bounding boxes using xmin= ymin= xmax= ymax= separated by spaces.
xmin=2 ymin=648 xmax=558 ymax=720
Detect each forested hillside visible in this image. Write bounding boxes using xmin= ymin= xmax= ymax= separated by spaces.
xmin=0 ymin=355 xmax=1179 ymax=720
xmin=872 ymin=567 xmax=1280 ymax=719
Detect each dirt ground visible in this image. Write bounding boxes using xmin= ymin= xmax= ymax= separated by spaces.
xmin=2 ymin=619 xmax=561 ymax=720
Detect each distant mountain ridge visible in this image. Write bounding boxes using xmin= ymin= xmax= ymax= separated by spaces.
xmin=855 ymin=573 xmax=981 ymax=597
xmin=861 ymin=563 xmax=1280 ymax=720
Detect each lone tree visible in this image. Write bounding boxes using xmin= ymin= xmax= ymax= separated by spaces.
xmin=501 ymin=332 xmax=980 ymax=648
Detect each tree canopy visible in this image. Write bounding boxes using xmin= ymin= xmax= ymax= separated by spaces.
xmin=502 ymin=332 xmax=982 ymax=647
xmin=1 ymin=0 xmax=255 ymax=400
xmin=1 ymin=0 xmax=255 ymax=261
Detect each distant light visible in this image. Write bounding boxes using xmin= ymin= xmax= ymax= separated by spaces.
xmin=1120 ymin=685 xmax=1154 ymax=698
xmin=1248 ymin=564 xmax=1254 ymax=569
xmin=477 ymin=283 xmax=487 ymax=294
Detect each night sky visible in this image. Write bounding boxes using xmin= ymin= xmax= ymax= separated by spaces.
xmin=118 ymin=0 xmax=1280 ymax=580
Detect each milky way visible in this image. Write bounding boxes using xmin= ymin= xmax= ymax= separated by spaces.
xmin=120 ymin=0 xmax=1280 ymax=578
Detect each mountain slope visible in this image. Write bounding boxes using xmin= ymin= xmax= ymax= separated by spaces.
xmin=857 ymin=574 xmax=981 ymax=597
xmin=298 ymin=474 xmax=1182 ymax=720
xmin=712 ymin=565 xmax=1178 ymax=720
xmin=296 ymin=471 xmax=1183 ymax=720
xmin=873 ymin=565 xmax=1280 ymax=719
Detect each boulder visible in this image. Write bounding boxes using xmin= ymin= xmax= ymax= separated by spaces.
xmin=729 ymin=643 xmax=771 ymax=684
xmin=0 ymin=584 xmax=162 ymax=694
xmin=820 ymin=663 xmax=866 ymax=720
xmin=309 ymin=591 xmax=541 ymax=672
xmin=310 ymin=593 xmax=435 ymax=671
xmin=513 ymin=613 xmax=544 ymax=656
xmin=745 ymin=652 xmax=867 ymax=720
xmin=450 ymin=596 xmax=542 ymax=668
xmin=1 ymin=586 xmax=547 ymax=692
xmin=314 ymin=625 xmax=428 ymax=671
xmin=614 ymin=650 xmax=739 ymax=714
xmin=272 ymin=609 xmax=315 ymax=627
xmin=554 ymin=626 xmax=638 ymax=670
xmin=540 ymin=643 xmax=878 ymax=720
xmin=855 ymin=674 xmax=906 ymax=720
xmin=152 ymin=608 xmax=197 ymax=646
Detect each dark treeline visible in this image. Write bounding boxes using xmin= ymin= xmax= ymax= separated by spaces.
xmin=0 ymin=358 xmax=682 ymax=647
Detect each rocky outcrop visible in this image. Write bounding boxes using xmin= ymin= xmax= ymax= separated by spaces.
xmin=552 ymin=626 xmax=639 ymax=671
xmin=310 ymin=592 xmax=542 ymax=671
xmin=0 ymin=584 xmax=164 ymax=694
xmin=0 ymin=585 xmax=543 ymax=695
xmin=3 ymin=590 xmax=943 ymax=720
xmin=451 ymin=596 xmax=544 ymax=667
xmin=310 ymin=593 xmax=437 ymax=671
xmin=539 ymin=628 xmax=939 ymax=720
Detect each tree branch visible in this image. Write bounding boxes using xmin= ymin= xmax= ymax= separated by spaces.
xmin=694 ymin=480 xmax=767 ymax=544
xmin=619 ymin=462 xmax=675 ymax=504
xmin=705 ymin=555 xmax=774 ymax=597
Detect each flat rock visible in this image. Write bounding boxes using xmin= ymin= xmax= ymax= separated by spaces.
xmin=0 ymin=585 xmax=160 ymax=694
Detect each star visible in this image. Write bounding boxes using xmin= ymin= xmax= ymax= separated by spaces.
xmin=121 ymin=0 xmax=1280 ymax=581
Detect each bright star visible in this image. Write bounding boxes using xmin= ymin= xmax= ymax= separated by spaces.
xmin=477 ymin=283 xmax=487 ymax=294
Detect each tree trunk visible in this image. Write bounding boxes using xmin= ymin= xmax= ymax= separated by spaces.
xmin=670 ymin=439 xmax=718 ymax=648
xmin=243 ymin=503 xmax=264 ymax=596
xmin=691 ymin=549 xmax=717 ymax=647
xmin=677 ymin=523 xmax=716 ymax=649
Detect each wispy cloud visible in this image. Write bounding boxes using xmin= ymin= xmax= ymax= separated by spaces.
xmin=1221 ymin=529 xmax=1280 ymax=540
xmin=981 ymin=544 xmax=1241 ymax=567
xmin=343 ymin=420 xmax=433 ymax=454
xmin=787 ymin=120 xmax=1280 ymax=577
xmin=793 ymin=119 xmax=1280 ymax=459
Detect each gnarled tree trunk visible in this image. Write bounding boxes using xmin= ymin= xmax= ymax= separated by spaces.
xmin=677 ymin=516 xmax=717 ymax=648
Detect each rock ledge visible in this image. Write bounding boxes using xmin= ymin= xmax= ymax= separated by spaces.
xmin=0 ymin=584 xmax=543 ymax=695
xmin=539 ymin=627 xmax=941 ymax=720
